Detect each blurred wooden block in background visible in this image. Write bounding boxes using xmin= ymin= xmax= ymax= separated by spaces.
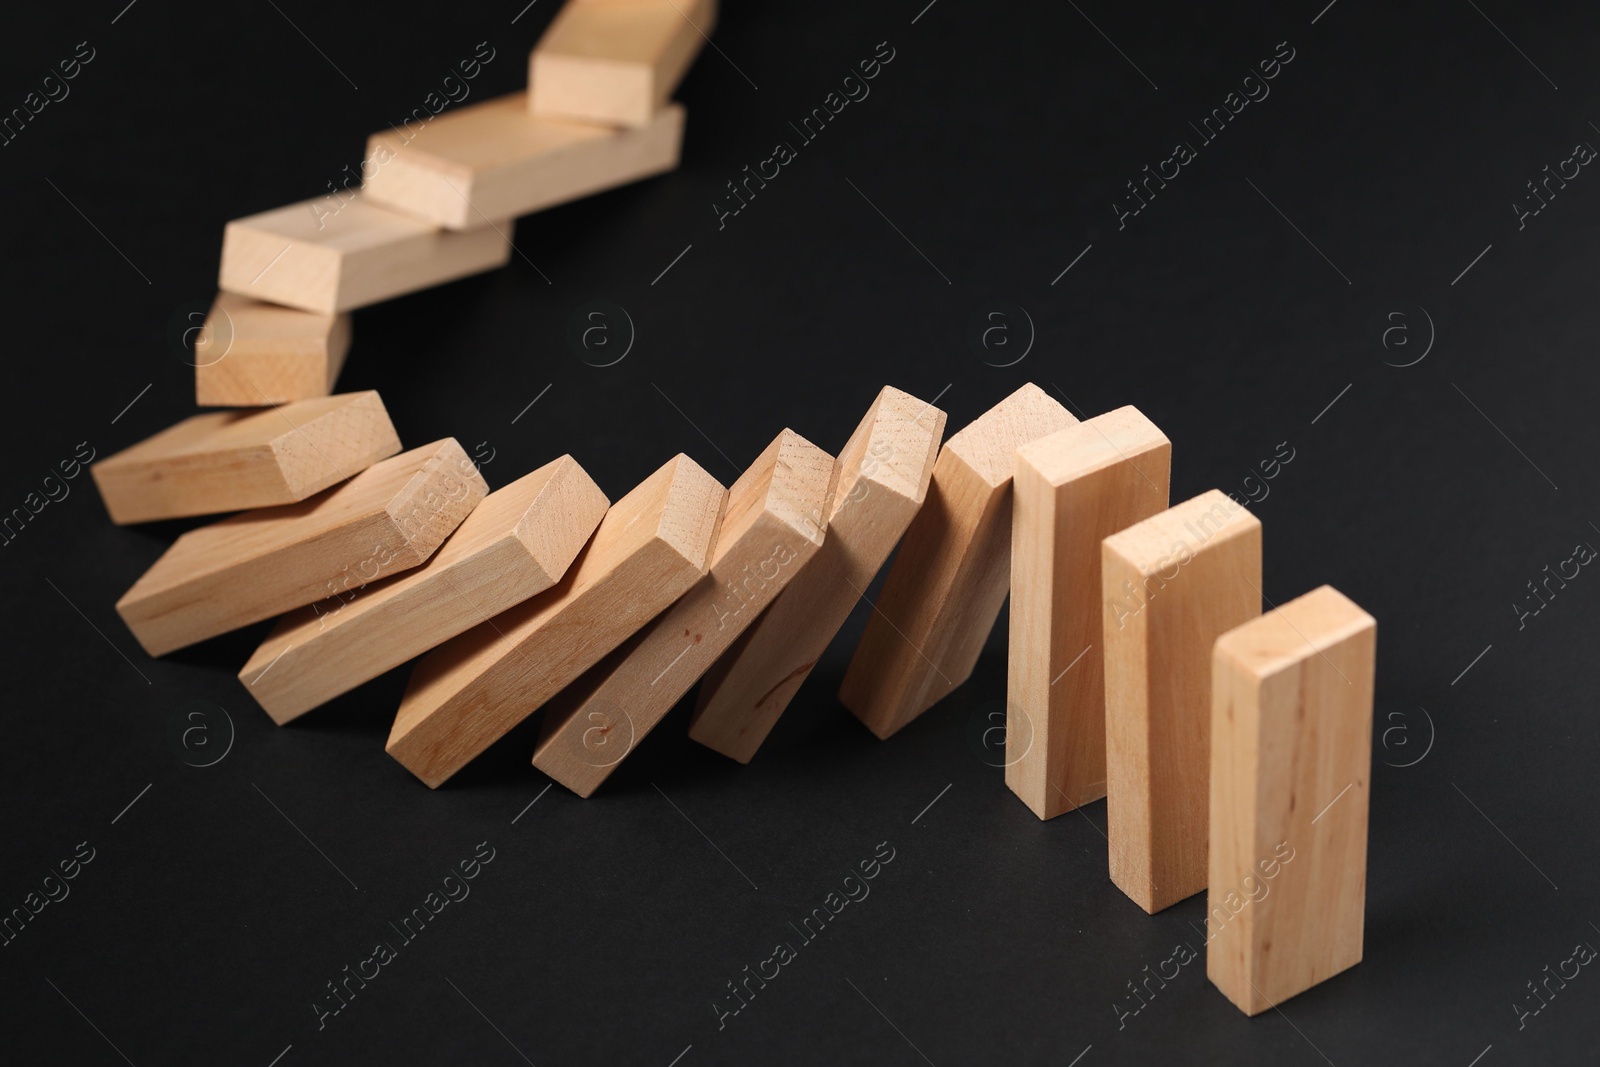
xmin=1208 ymin=585 xmax=1375 ymax=1015
xmin=194 ymin=293 xmax=352 ymax=407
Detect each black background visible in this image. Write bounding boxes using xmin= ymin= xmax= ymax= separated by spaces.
xmin=2 ymin=1 xmax=1597 ymax=1063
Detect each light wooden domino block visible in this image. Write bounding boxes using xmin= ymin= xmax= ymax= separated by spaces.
xmin=239 ymin=455 xmax=609 ymax=724
xmin=534 ymin=430 xmax=834 ymax=796
xmin=387 ymin=454 xmax=725 ymax=788
xmin=688 ymin=386 xmax=946 ymax=763
xmin=1102 ymin=489 xmax=1261 ymax=912
xmin=219 ymin=194 xmax=512 ymax=314
xmin=91 ymin=391 xmax=399 ymax=525
xmin=1208 ymin=585 xmax=1375 ymax=1015
xmin=116 ymin=440 xmax=486 ymax=657
xmin=530 ymin=0 xmax=717 ymax=127
xmin=839 ymin=383 xmax=1075 ymax=740
xmin=362 ymin=93 xmax=685 ymax=230
xmin=1006 ymin=406 xmax=1170 ymax=820
xmin=194 ymin=292 xmax=352 ymax=407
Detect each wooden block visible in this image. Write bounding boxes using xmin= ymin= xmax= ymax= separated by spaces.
xmin=362 ymin=93 xmax=684 ymax=230
xmin=1208 ymin=586 xmax=1376 ymax=1015
xmin=219 ymin=194 xmax=512 ymax=314
xmin=116 ymin=440 xmax=487 ymax=657
xmin=688 ymin=386 xmax=946 ymax=763
xmin=529 ymin=0 xmax=717 ymax=127
xmin=90 ymin=391 xmax=400 ymax=526
xmin=387 ymin=454 xmax=725 ymax=788
xmin=1102 ymin=489 xmax=1262 ymax=912
xmin=239 ymin=455 xmax=609 ymax=724
xmin=839 ymin=383 xmax=1075 ymax=740
xmin=194 ymin=292 xmax=352 ymax=407
xmin=1005 ymin=406 xmax=1170 ymax=819
xmin=534 ymin=430 xmax=834 ymax=796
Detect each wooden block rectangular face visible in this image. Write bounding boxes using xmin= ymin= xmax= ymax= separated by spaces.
xmin=1005 ymin=406 xmax=1170 ymax=820
xmin=688 ymin=385 xmax=946 ymax=764
xmin=1102 ymin=489 xmax=1262 ymax=912
xmin=530 ymin=0 xmax=717 ymax=127
xmin=386 ymin=454 xmax=726 ymax=788
xmin=194 ymin=293 xmax=352 ymax=407
xmin=116 ymin=440 xmax=487 ymax=657
xmin=91 ymin=391 xmax=400 ymax=525
xmin=839 ymin=383 xmax=1076 ymax=740
xmin=1207 ymin=586 xmax=1375 ymax=1015
xmin=219 ymin=194 xmax=513 ymax=314
xmin=362 ymin=93 xmax=684 ymax=229
xmin=240 ymin=455 xmax=609 ymax=724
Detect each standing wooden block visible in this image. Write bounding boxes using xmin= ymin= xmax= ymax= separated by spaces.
xmin=534 ymin=430 xmax=834 ymax=796
xmin=529 ymin=0 xmax=717 ymax=127
xmin=219 ymin=194 xmax=512 ymax=314
xmin=194 ymin=293 xmax=352 ymax=407
xmin=839 ymin=383 xmax=1076 ymax=739
xmin=1208 ymin=586 xmax=1376 ymax=1015
xmin=688 ymin=386 xmax=946 ymax=763
xmin=1102 ymin=489 xmax=1261 ymax=912
xmin=239 ymin=455 xmax=609 ymax=724
xmin=387 ymin=454 xmax=725 ymax=788
xmin=91 ymin=391 xmax=399 ymax=525
xmin=362 ymin=93 xmax=684 ymax=230
xmin=116 ymin=440 xmax=486 ymax=657
xmin=1005 ymin=406 xmax=1170 ymax=820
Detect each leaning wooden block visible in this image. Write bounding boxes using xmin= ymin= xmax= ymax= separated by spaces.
xmin=1006 ymin=406 xmax=1170 ymax=820
xmin=240 ymin=455 xmax=609 ymax=724
xmin=363 ymin=93 xmax=684 ymax=229
xmin=387 ymin=454 xmax=725 ymax=788
xmin=219 ymin=194 xmax=512 ymax=314
xmin=839 ymin=383 xmax=1075 ymax=740
xmin=116 ymin=439 xmax=486 ymax=657
xmin=529 ymin=0 xmax=717 ymax=127
xmin=534 ymin=430 xmax=834 ymax=796
xmin=1102 ymin=489 xmax=1261 ymax=912
xmin=91 ymin=391 xmax=399 ymax=525
xmin=1208 ymin=586 xmax=1376 ymax=1015
xmin=689 ymin=385 xmax=946 ymax=763
xmin=194 ymin=292 xmax=352 ymax=407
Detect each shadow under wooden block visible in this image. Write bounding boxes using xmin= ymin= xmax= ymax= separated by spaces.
xmin=194 ymin=293 xmax=352 ymax=407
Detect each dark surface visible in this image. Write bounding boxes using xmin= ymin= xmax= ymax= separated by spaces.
xmin=1 ymin=1 xmax=1597 ymax=1063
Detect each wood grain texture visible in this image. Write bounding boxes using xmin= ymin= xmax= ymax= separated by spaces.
xmin=240 ymin=455 xmax=609 ymax=724
xmin=363 ymin=93 xmax=684 ymax=229
xmin=387 ymin=454 xmax=725 ymax=788
xmin=1005 ymin=405 xmax=1170 ymax=820
xmin=219 ymin=194 xmax=512 ymax=314
xmin=530 ymin=0 xmax=718 ymax=127
xmin=1208 ymin=585 xmax=1375 ymax=1016
xmin=194 ymin=292 xmax=352 ymax=407
xmin=534 ymin=430 xmax=834 ymax=796
xmin=116 ymin=439 xmax=486 ymax=657
xmin=90 ymin=391 xmax=399 ymax=525
xmin=1102 ymin=489 xmax=1261 ymax=912
xmin=839 ymin=383 xmax=1075 ymax=740
xmin=688 ymin=385 xmax=946 ymax=763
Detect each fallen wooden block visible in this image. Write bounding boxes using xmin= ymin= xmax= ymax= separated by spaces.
xmin=530 ymin=0 xmax=717 ymax=127
xmin=1006 ymin=406 xmax=1170 ymax=820
xmin=116 ymin=439 xmax=486 ymax=657
xmin=219 ymin=194 xmax=512 ymax=314
xmin=91 ymin=391 xmax=399 ymax=526
xmin=239 ymin=455 xmax=609 ymax=724
xmin=194 ymin=292 xmax=352 ymax=407
xmin=1102 ymin=489 xmax=1261 ymax=912
xmin=689 ymin=385 xmax=946 ymax=763
xmin=1208 ymin=585 xmax=1376 ymax=1015
xmin=362 ymin=93 xmax=684 ymax=230
xmin=387 ymin=454 xmax=725 ymax=788
xmin=839 ymin=383 xmax=1075 ymax=740
xmin=534 ymin=429 xmax=834 ymax=796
